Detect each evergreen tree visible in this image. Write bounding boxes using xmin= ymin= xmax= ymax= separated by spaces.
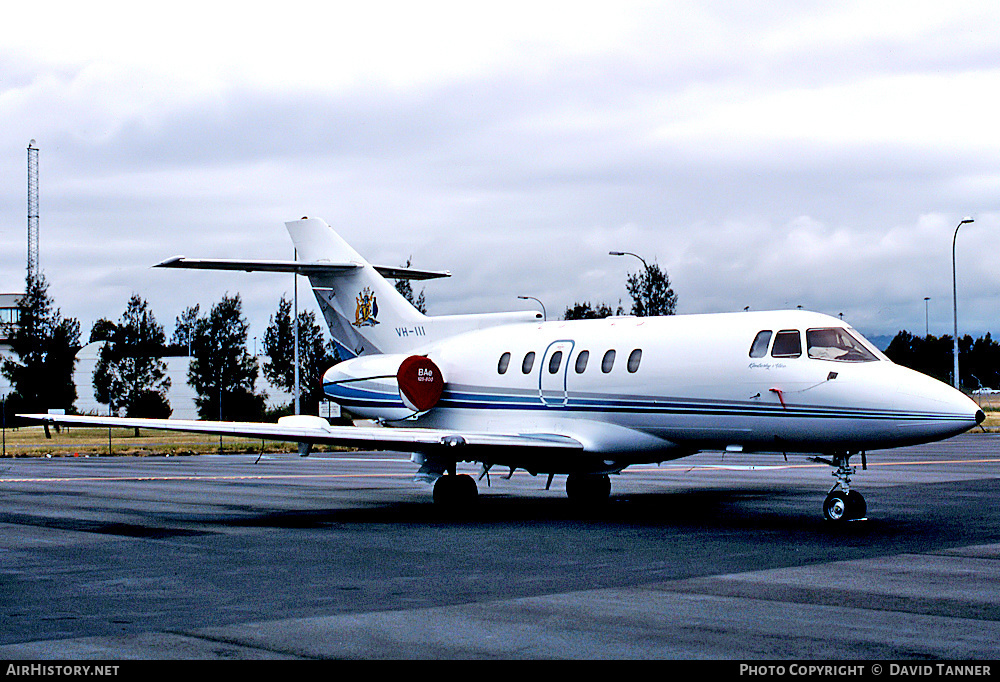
xmin=88 ymin=318 xmax=117 ymax=344
xmin=1 ymin=273 xmax=80 ymax=419
xmin=967 ymin=333 xmax=1000 ymax=390
xmin=170 ymin=304 xmax=200 ymax=355
xmin=262 ymin=296 xmax=339 ymax=414
xmin=187 ymin=295 xmax=266 ymax=421
xmin=884 ymin=330 xmax=1000 ymax=389
xmin=562 ymin=301 xmax=620 ymax=320
xmin=393 ymin=257 xmax=427 ymax=314
xmin=625 ymin=261 xmax=677 ymax=317
xmin=91 ymin=294 xmax=171 ymax=418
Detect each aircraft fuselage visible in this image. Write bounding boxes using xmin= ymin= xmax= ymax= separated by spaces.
xmin=324 ymin=309 xmax=984 ymax=466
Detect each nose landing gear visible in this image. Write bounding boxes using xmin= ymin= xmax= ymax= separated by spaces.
xmin=822 ymin=488 xmax=867 ymax=522
xmin=811 ymin=451 xmax=868 ymax=522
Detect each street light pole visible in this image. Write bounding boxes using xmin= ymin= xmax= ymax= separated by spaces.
xmin=609 ymin=251 xmax=649 ymax=270
xmin=610 ymin=250 xmax=651 ymax=316
xmin=952 ymin=217 xmax=974 ymax=390
xmin=924 ymin=297 xmax=930 ymax=337
xmin=293 ymin=248 xmax=300 ymax=415
xmin=517 ymin=296 xmax=546 ymax=321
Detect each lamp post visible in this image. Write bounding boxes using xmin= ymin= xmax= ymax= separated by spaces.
xmin=610 ymin=250 xmax=652 ymax=316
xmin=517 ymin=296 xmax=546 ymax=321
xmin=609 ymin=251 xmax=648 ymax=270
xmin=952 ymin=217 xmax=975 ymax=390
xmin=293 ymin=249 xmax=300 ymax=415
xmin=924 ymin=297 xmax=930 ymax=337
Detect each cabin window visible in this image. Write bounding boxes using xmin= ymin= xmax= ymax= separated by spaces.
xmin=749 ymin=330 xmax=772 ymax=358
xmin=627 ymin=349 xmax=642 ymax=373
xmin=771 ymin=330 xmax=802 ymax=358
xmin=601 ymin=349 xmax=616 ymax=373
xmin=498 ymin=352 xmax=511 ymax=374
xmin=521 ymin=351 xmax=536 ymax=374
xmin=548 ymin=350 xmax=563 ymax=374
xmin=575 ymin=350 xmax=590 ymax=374
xmin=806 ymin=328 xmax=879 ymax=362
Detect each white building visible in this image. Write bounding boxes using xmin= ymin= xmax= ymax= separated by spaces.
xmin=73 ymin=342 xmax=298 ymax=419
xmin=0 ymin=293 xmax=22 ymax=400
xmin=73 ymin=342 xmax=202 ymax=419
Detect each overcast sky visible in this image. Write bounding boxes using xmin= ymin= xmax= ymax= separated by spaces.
xmin=2 ymin=1 xmax=998 ymax=351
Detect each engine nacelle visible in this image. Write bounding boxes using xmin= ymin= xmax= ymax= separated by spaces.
xmin=396 ymin=355 xmax=444 ymax=412
xmin=323 ymin=353 xmax=445 ymax=420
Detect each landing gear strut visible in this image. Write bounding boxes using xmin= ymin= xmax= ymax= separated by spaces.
xmin=813 ymin=452 xmax=867 ymax=522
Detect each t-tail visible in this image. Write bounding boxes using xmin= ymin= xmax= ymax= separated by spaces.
xmin=287 ymin=218 xmax=541 ymax=357
xmin=287 ymin=217 xmax=432 ymax=357
xmin=156 ymin=217 xmax=542 ymax=358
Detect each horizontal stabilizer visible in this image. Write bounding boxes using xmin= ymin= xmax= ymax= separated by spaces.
xmin=154 ymin=257 xmax=450 ymax=280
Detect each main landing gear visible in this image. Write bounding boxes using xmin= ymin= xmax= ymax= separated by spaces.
xmin=430 ymin=470 xmax=614 ymax=508
xmin=811 ymin=451 xmax=868 ymax=522
xmin=432 ymin=473 xmax=479 ymax=508
xmin=565 ymin=473 xmax=612 ymax=505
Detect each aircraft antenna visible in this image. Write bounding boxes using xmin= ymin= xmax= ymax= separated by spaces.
xmin=27 ymin=140 xmax=39 ymax=280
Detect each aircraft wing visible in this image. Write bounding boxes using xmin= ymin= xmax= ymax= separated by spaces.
xmin=154 ymin=257 xmax=451 ymax=281
xmin=17 ymin=414 xmax=583 ymax=454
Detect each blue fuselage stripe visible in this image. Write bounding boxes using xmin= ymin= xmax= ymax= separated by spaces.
xmin=323 ymin=383 xmax=974 ymax=423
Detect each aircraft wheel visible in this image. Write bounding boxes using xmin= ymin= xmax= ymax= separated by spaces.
xmin=566 ymin=473 xmax=611 ymax=505
xmin=847 ymin=491 xmax=867 ymax=520
xmin=822 ymin=491 xmax=850 ymax=522
xmin=433 ymin=474 xmax=479 ymax=508
xmin=823 ymin=490 xmax=866 ymax=522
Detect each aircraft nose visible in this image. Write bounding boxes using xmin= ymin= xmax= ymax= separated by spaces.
xmin=977 ymin=409 xmax=986 ymax=425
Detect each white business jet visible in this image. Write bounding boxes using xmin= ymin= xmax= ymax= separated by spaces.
xmin=24 ymin=218 xmax=985 ymax=521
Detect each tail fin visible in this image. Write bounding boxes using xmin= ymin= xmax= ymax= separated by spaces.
xmin=156 ymin=217 xmax=540 ymax=357
xmin=286 ymin=218 xmax=427 ymax=357
xmin=287 ymin=218 xmax=542 ymax=357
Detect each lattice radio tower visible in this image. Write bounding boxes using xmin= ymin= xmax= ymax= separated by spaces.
xmin=27 ymin=139 xmax=39 ymax=281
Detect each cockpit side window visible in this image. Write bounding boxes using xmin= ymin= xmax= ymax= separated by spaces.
xmin=749 ymin=330 xmax=772 ymax=358
xmin=771 ymin=330 xmax=802 ymax=358
xmin=806 ymin=328 xmax=879 ymax=362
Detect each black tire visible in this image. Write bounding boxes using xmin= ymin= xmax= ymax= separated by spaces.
xmin=823 ymin=490 xmax=866 ymax=522
xmin=433 ymin=474 xmax=478 ymax=508
xmin=847 ymin=491 xmax=867 ymax=520
xmin=566 ymin=473 xmax=612 ymax=505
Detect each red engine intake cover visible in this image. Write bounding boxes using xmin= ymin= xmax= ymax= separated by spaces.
xmin=396 ymin=355 xmax=444 ymax=412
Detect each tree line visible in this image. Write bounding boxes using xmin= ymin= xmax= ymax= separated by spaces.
xmin=13 ymin=260 xmax=990 ymax=429
xmin=1 ymin=273 xmax=340 ymax=426
xmin=562 ymin=260 xmax=677 ymax=319
xmin=1 ymin=259 xmax=672 ymax=425
xmin=884 ymin=330 xmax=1000 ymax=390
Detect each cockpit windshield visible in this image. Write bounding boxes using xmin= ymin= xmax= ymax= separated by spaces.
xmin=806 ymin=328 xmax=880 ymax=362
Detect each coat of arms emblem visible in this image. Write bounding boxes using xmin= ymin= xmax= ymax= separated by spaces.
xmin=353 ymin=287 xmax=380 ymax=327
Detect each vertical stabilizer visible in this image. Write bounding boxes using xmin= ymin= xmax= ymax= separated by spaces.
xmin=285 ymin=218 xmax=427 ymax=357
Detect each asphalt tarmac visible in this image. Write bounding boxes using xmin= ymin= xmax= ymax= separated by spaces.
xmin=1 ymin=433 xmax=999 ymax=660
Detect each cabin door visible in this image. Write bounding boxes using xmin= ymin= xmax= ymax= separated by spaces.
xmin=539 ymin=340 xmax=574 ymax=407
